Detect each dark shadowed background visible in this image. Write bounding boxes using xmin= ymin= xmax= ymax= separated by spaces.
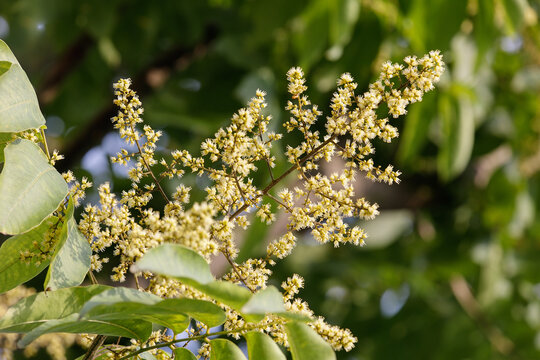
xmin=1 ymin=0 xmax=540 ymax=359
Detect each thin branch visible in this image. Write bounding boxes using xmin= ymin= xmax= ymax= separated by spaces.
xmin=83 ymin=335 xmax=107 ymax=360
xmin=38 ymin=33 xmax=95 ymax=105
xmin=57 ymin=25 xmax=218 ymax=173
xmin=227 ymin=133 xmax=339 ymax=221
xmin=131 ymin=124 xmax=170 ymax=203
xmin=116 ymin=323 xmax=279 ymax=360
xmin=40 ymin=128 xmax=51 ymax=160
xmin=450 ymin=275 xmax=516 ymax=357
xmin=223 ymin=249 xmax=255 ymax=293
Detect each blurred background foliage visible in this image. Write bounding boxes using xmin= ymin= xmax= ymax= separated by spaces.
xmin=1 ymin=0 xmax=540 ymax=359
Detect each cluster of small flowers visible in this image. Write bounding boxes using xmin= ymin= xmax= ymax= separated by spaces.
xmin=0 ymin=287 xmax=76 ymax=360
xmin=62 ymin=170 xmax=93 ymax=206
xmin=77 ymin=51 xmax=443 ymax=356
xmin=18 ymin=128 xmax=40 ymax=143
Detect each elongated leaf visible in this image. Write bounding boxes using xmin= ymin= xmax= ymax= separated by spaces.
xmin=80 ymin=287 xmax=162 ymax=315
xmin=18 ymin=313 xmax=152 ymax=347
xmin=80 ymin=288 xmax=226 ymax=331
xmin=174 ymin=347 xmax=197 ymax=360
xmin=500 ymin=0 xmax=527 ymax=34
xmin=244 ymin=331 xmax=286 ymax=360
xmin=0 ymin=40 xmax=45 ymax=133
xmin=242 ymin=286 xmax=285 ymax=314
xmin=0 ymin=285 xmax=110 ymax=332
xmin=0 ymin=139 xmax=68 ymax=234
xmin=293 ymin=0 xmax=329 ymax=70
xmin=475 ymin=0 xmax=498 ymax=65
xmin=44 ymin=198 xmax=91 ymax=290
xmin=131 ymin=244 xmax=214 ymax=284
xmin=0 ymin=217 xmax=58 ymax=294
xmin=285 ymin=321 xmax=336 ymax=360
xmin=157 ymin=298 xmax=226 ymax=328
xmin=210 ymin=338 xmax=247 ymax=360
xmin=329 ymin=0 xmax=360 ymax=46
xmin=190 ymin=281 xmax=252 ymax=311
xmin=84 ymin=302 xmax=190 ymax=334
xmin=397 ymin=94 xmax=436 ymax=167
xmin=242 ymin=286 xmax=285 ymax=322
xmin=437 ymin=93 xmax=475 ymax=181
xmin=79 ymin=287 xmax=190 ymax=332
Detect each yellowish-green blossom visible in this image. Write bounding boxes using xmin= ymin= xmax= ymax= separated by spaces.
xmin=76 ymin=51 xmax=444 ymax=356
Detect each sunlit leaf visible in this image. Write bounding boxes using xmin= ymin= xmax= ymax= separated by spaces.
xmin=0 ymin=139 xmax=68 ymax=235
xmin=18 ymin=313 xmax=152 ymax=347
xmin=0 ymin=40 xmax=46 ymax=133
xmin=241 ymin=286 xmax=285 ymax=322
xmin=244 ymin=331 xmax=286 ymax=360
xmin=190 ymin=281 xmax=252 ymax=311
xmin=131 ymin=244 xmax=214 ymax=284
xmin=0 ymin=285 xmax=110 ymax=332
xmin=210 ymin=338 xmax=247 ymax=360
xmin=80 ymin=288 xmax=226 ymax=332
xmin=44 ymin=198 xmax=91 ymax=290
xmin=174 ymin=347 xmax=197 ymax=360
xmin=285 ymin=321 xmax=336 ymax=360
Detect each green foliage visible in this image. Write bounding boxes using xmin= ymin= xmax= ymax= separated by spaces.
xmin=0 ymin=40 xmax=45 ymax=132
xmin=0 ymin=217 xmax=57 ymax=293
xmin=209 ymin=339 xmax=247 ymax=360
xmin=285 ymin=322 xmax=336 ymax=360
xmin=0 ymin=139 xmax=67 ymax=234
xmin=0 ymin=285 xmax=110 ymax=332
xmin=244 ymin=331 xmax=286 ymax=360
xmin=44 ymin=198 xmax=91 ymax=291
xmin=1 ymin=1 xmax=540 ymax=359
xmin=173 ymin=347 xmax=198 ymax=360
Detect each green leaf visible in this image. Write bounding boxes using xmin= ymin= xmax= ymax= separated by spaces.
xmin=173 ymin=348 xmax=197 ymax=360
xmin=397 ymin=94 xmax=436 ymax=167
xmin=285 ymin=321 xmax=336 ymax=360
xmin=0 ymin=40 xmax=46 ymax=133
xmin=157 ymin=298 xmax=226 ymax=328
xmin=0 ymin=217 xmax=57 ymax=294
xmin=292 ymin=0 xmax=330 ymax=70
xmin=404 ymin=0 xmax=467 ymax=52
xmin=500 ymin=0 xmax=527 ymax=34
xmin=0 ymin=40 xmax=19 ymax=63
xmin=190 ymin=281 xmax=252 ymax=311
xmin=18 ymin=313 xmax=152 ymax=347
xmin=327 ymin=0 xmax=360 ymax=60
xmin=0 ymin=61 xmax=10 ymax=77
xmin=0 ymin=285 xmax=110 ymax=332
xmin=436 ymin=93 xmax=475 ymax=181
xmin=241 ymin=286 xmax=285 ymax=322
xmin=131 ymin=244 xmax=214 ymax=284
xmin=44 ymin=198 xmax=91 ymax=290
xmin=0 ymin=139 xmax=68 ymax=235
xmin=210 ymin=338 xmax=247 ymax=360
xmin=0 ymin=132 xmax=13 ymax=163
xmin=244 ymin=331 xmax=286 ymax=360
xmin=79 ymin=287 xmax=188 ymax=333
xmin=80 ymin=288 xmax=226 ymax=332
xmin=475 ymin=0 xmax=498 ymax=64
xmin=80 ymin=287 xmax=162 ymax=315
xmin=83 ymin=302 xmax=190 ymax=334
